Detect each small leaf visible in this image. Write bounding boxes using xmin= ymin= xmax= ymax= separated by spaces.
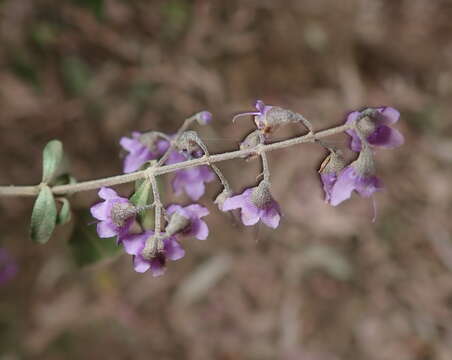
xmin=42 ymin=140 xmax=64 ymax=183
xmin=69 ymin=211 xmax=122 ymax=267
xmin=130 ymin=179 xmax=152 ymax=208
xmin=56 ymin=198 xmax=72 ymax=225
xmin=30 ymin=185 xmax=57 ymax=243
xmin=131 ymin=178 xmax=155 ymax=228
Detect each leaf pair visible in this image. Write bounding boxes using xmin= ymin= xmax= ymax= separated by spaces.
xmin=30 ymin=140 xmax=72 ymax=244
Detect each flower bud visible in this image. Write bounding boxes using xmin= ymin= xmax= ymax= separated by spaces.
xmin=196 ymin=111 xmax=213 ymax=125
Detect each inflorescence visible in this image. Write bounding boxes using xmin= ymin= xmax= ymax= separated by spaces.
xmin=0 ymin=101 xmax=404 ymax=276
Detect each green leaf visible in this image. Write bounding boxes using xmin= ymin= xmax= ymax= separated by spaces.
xmin=42 ymin=140 xmax=64 ymax=183
xmin=131 ymin=178 xmax=155 ymax=229
xmin=130 ymin=179 xmax=152 ymax=208
xmin=30 ymin=185 xmax=57 ymax=243
xmin=56 ymin=198 xmax=72 ymax=225
xmin=69 ymin=211 xmax=122 ymax=267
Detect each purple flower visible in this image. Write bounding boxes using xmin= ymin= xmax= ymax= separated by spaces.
xmin=321 ymin=172 xmax=338 ymax=204
xmin=318 ymin=150 xmax=346 ymax=204
xmin=120 ymin=132 xmax=169 ymax=173
xmin=121 ymin=231 xmax=185 ymax=276
xmin=222 ymin=181 xmax=281 ymax=229
xmin=328 ymin=148 xmax=383 ymax=206
xmin=166 ymin=204 xmax=209 ymax=240
xmin=168 ymin=151 xmax=215 ymax=201
xmin=232 ymin=100 xmax=273 ymax=130
xmin=329 ymin=166 xmax=382 ymax=206
xmin=0 ymin=248 xmax=18 ymax=285
xmin=345 ymin=107 xmax=404 ymax=152
xmin=90 ymin=187 xmax=136 ymax=239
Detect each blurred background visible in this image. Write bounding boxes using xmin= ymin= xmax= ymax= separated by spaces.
xmin=1 ymin=0 xmax=452 ymax=359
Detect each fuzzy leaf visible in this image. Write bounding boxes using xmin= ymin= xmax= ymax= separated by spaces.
xmin=56 ymin=198 xmax=72 ymax=225
xmin=130 ymin=179 xmax=152 ymax=208
xmin=42 ymin=140 xmax=64 ymax=183
xmin=30 ymin=185 xmax=57 ymax=243
xmin=69 ymin=211 xmax=122 ymax=267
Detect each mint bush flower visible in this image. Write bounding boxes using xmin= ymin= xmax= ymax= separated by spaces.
xmin=166 ymin=204 xmax=209 ymax=240
xmin=121 ymin=231 xmax=185 ymax=276
xmin=120 ymin=132 xmax=169 ymax=173
xmin=90 ymin=187 xmax=136 ymax=238
xmin=233 ymin=100 xmax=273 ymax=130
xmin=168 ymin=151 xmax=215 ymax=201
xmin=319 ymin=150 xmax=346 ymax=204
xmin=345 ymin=107 xmax=404 ymax=152
xmin=0 ymin=248 xmax=18 ymax=285
xmin=222 ymin=181 xmax=281 ymax=228
xmin=328 ymin=147 xmax=383 ymax=206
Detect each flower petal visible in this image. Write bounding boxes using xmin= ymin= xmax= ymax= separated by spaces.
xmin=121 ymin=232 xmax=148 ymax=255
xmin=320 ymin=173 xmax=337 ymax=203
xmin=355 ymin=176 xmax=383 ymax=198
xmin=184 ymin=204 xmax=209 ymax=218
xmin=184 ymin=181 xmax=205 ymax=201
xmin=368 ymin=126 xmax=404 ymax=149
xmin=164 ymin=237 xmax=185 ymax=260
xmin=222 ymin=194 xmax=246 ymax=211
xmin=260 ymin=207 xmax=280 ymax=229
xmin=90 ymin=201 xmax=111 ymax=221
xmin=166 ymin=204 xmax=183 ymax=216
xmin=330 ymin=167 xmax=357 ymax=206
xmin=240 ymin=203 xmax=260 ymax=226
xmin=345 ymin=111 xmax=360 ymax=125
xmin=98 ymin=187 xmax=118 ymax=200
xmin=151 ymin=259 xmax=166 ymax=277
xmin=379 ymin=107 xmax=400 ymax=124
xmin=120 ymin=136 xmax=141 ymax=152
xmin=96 ymin=221 xmax=117 ymax=238
xmin=191 ymin=219 xmax=209 ymax=240
xmin=345 ymin=129 xmax=362 ymax=152
xmin=133 ymin=255 xmax=150 ymax=273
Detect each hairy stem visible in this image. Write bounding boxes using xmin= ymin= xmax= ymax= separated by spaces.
xmin=0 ymin=123 xmax=350 ymax=197
xmin=148 ymin=173 xmax=162 ymax=236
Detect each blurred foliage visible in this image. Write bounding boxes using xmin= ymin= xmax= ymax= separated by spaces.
xmin=69 ymin=211 xmax=122 ymax=267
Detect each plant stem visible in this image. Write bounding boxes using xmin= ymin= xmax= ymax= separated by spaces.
xmin=0 ymin=124 xmax=350 ymax=197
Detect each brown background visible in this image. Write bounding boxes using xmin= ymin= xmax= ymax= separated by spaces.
xmin=1 ymin=0 xmax=452 ymax=359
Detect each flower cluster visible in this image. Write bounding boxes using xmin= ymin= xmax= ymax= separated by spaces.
xmin=319 ymin=107 xmax=403 ymax=212
xmin=88 ymin=102 xmax=403 ymax=276
xmin=90 ymin=187 xmax=210 ymax=276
